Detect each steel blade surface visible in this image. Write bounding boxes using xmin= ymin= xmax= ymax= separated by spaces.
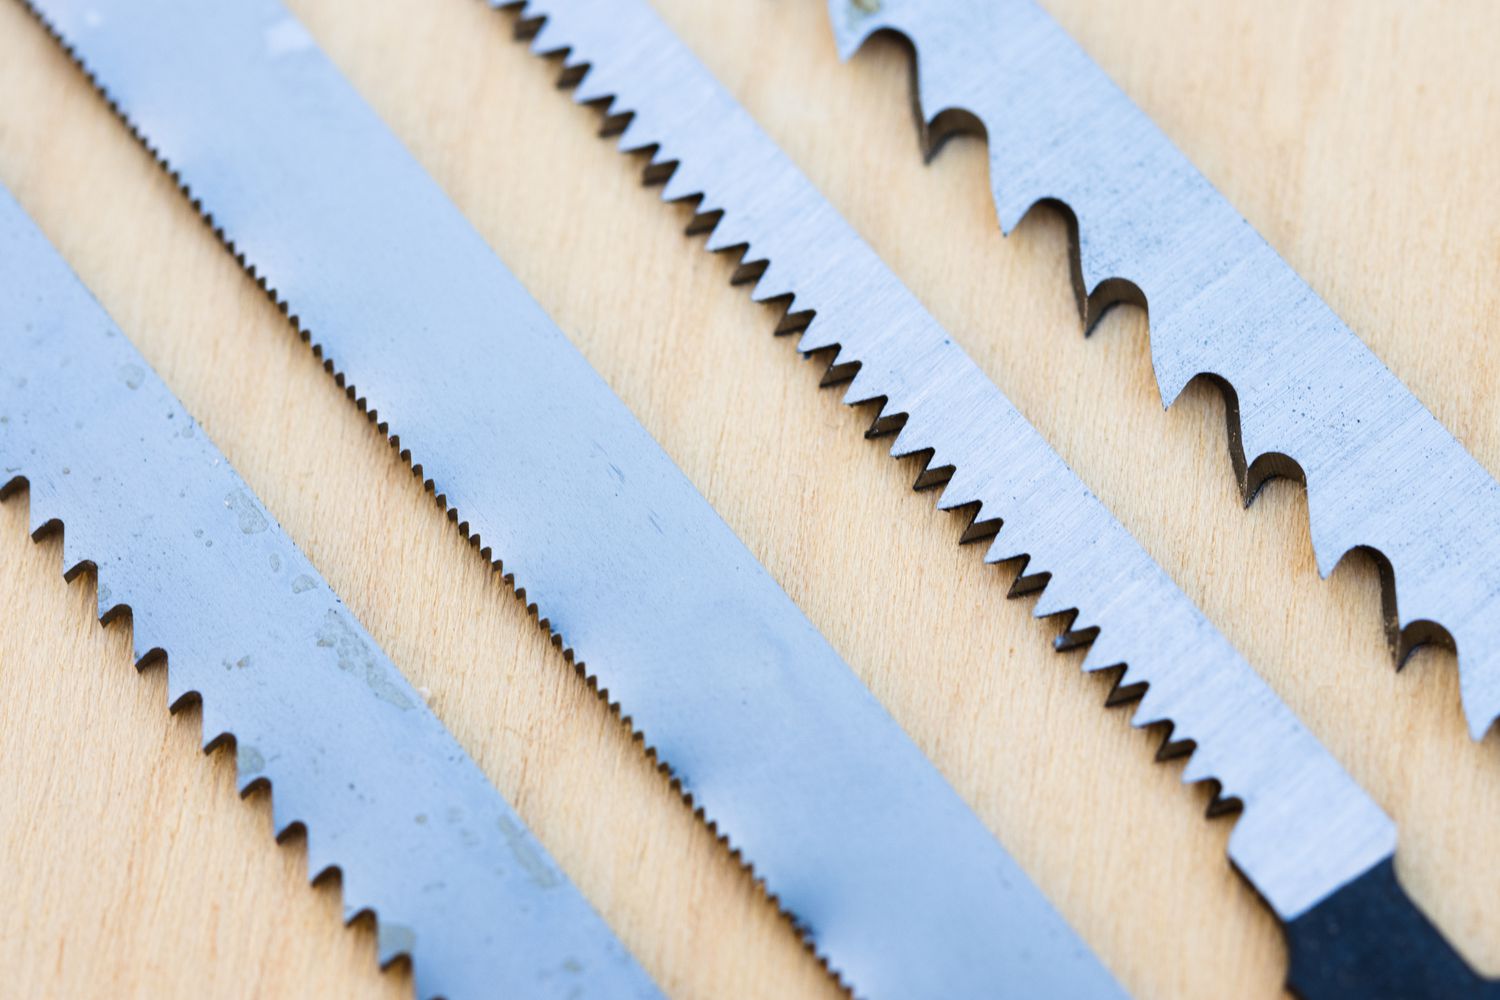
xmin=497 ymin=0 xmax=1394 ymax=926
xmin=826 ymin=0 xmax=1500 ymax=741
xmin=19 ymin=0 xmax=1127 ymax=995
xmin=0 ymin=185 xmax=657 ymax=1000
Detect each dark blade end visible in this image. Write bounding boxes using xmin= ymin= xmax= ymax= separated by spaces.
xmin=1285 ymin=859 xmax=1497 ymax=999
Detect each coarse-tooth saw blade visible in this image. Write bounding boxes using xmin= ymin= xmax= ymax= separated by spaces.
xmin=0 ymin=185 xmax=658 ymax=1000
xmin=486 ymin=0 xmax=1494 ymax=995
xmin=16 ymin=0 xmax=1126 ymax=995
xmin=826 ymin=0 xmax=1500 ymax=745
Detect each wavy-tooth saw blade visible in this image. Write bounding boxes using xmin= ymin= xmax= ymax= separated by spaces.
xmin=489 ymin=0 xmax=1493 ymax=994
xmin=826 ymin=0 xmax=1500 ymax=746
xmin=17 ymin=0 xmax=1127 ymax=995
xmin=0 ymin=185 xmax=658 ymax=1000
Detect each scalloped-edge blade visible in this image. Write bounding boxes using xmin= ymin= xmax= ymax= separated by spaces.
xmin=0 ymin=186 xmax=657 ymax=999
xmin=496 ymin=0 xmax=1394 ymax=929
xmin=17 ymin=0 xmax=1127 ymax=996
xmin=826 ymin=0 xmax=1500 ymax=743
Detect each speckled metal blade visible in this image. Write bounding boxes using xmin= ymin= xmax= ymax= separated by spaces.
xmin=17 ymin=1 xmax=1125 ymax=996
xmin=826 ymin=0 xmax=1500 ymax=743
xmin=497 ymin=0 xmax=1393 ymax=930
xmin=0 ymin=186 xmax=657 ymax=1000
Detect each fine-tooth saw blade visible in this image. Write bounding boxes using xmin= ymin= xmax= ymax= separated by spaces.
xmin=0 ymin=185 xmax=658 ymax=1000
xmin=17 ymin=0 xmax=1127 ymax=995
xmin=826 ymin=0 xmax=1500 ymax=744
xmin=488 ymin=0 xmax=1494 ymax=994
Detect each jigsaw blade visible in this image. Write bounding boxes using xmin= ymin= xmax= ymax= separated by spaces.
xmin=826 ymin=0 xmax=1500 ymax=743
xmin=486 ymin=0 xmax=1494 ymax=994
xmin=16 ymin=0 xmax=1128 ymax=994
xmin=0 ymin=185 xmax=658 ymax=1000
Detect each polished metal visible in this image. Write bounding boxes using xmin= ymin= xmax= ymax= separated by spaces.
xmin=500 ymin=0 xmax=1398 ymax=928
xmin=0 ymin=186 xmax=657 ymax=1000
xmin=827 ymin=0 xmax=1500 ymax=742
xmin=21 ymin=0 xmax=1126 ymax=995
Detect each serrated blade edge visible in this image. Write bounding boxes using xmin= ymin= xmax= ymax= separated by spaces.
xmin=18 ymin=0 xmax=1127 ymax=995
xmin=827 ymin=0 xmax=1500 ymax=740
xmin=496 ymin=0 xmax=1397 ymax=923
xmin=0 ymin=185 xmax=657 ymax=1000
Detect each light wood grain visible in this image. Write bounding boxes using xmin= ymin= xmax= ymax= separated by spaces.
xmin=0 ymin=1 xmax=1494 ymax=998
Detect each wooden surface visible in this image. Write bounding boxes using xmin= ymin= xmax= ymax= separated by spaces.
xmin=0 ymin=1 xmax=1496 ymax=996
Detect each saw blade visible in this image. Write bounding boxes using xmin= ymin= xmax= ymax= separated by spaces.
xmin=484 ymin=0 xmax=1494 ymax=993
xmin=16 ymin=0 xmax=1128 ymax=995
xmin=503 ymin=0 xmax=1385 ymax=926
xmin=826 ymin=0 xmax=1500 ymax=743
xmin=0 ymin=185 xmax=657 ymax=1000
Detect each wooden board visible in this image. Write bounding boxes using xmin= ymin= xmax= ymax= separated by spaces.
xmin=0 ymin=1 xmax=1495 ymax=996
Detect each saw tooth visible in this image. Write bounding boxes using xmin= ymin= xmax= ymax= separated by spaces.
xmin=887 ymin=411 xmax=941 ymax=461
xmin=60 ymin=527 xmax=96 ymax=580
xmin=1129 ymin=681 xmax=1177 ymax=731
xmin=684 ymin=202 xmax=724 ymax=238
xmin=702 ymin=217 xmax=753 ymax=255
xmin=637 ymin=148 xmax=676 ymax=187
xmin=1306 ymin=486 xmax=1365 ymax=583
xmin=163 ymin=663 xmax=197 ymax=711
xmin=130 ymin=620 xmax=169 ymax=671
xmin=269 ymin=790 xmax=305 ymax=845
xmin=96 ymin=572 xmax=123 ymax=621
xmin=747 ymin=258 xmax=796 ymax=306
xmin=729 ymin=254 xmax=769 ymax=288
xmin=615 ymin=112 xmax=665 ymax=157
xmin=1055 ymin=623 xmax=1100 ymax=653
xmin=517 ymin=6 xmax=569 ymax=55
xmin=1079 ymin=633 xmax=1126 ymax=676
xmin=1029 ymin=584 xmax=1077 ymax=623
xmin=199 ymin=704 xmax=232 ymax=753
xmin=1180 ymin=748 xmax=1220 ymax=787
xmin=933 ymin=471 xmax=984 ymax=514
xmin=343 ymin=899 xmax=371 ymax=929
xmin=236 ymin=740 xmax=270 ymax=794
xmin=794 ymin=317 xmax=842 ymax=356
xmin=659 ymin=160 xmax=711 ymax=205
xmin=378 ymin=921 xmax=418 ymax=970
xmin=956 ymin=505 xmax=1002 ymax=547
xmin=862 ymin=398 xmax=907 ymax=440
xmin=28 ymin=499 xmax=59 ymax=540
xmin=983 ymin=516 xmax=1042 ymax=568
xmin=814 ymin=345 xmax=859 ymax=388
xmin=567 ymin=61 xmax=616 ymax=106
xmin=840 ymin=363 xmax=886 ymax=408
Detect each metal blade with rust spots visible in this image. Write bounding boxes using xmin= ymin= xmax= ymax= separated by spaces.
xmin=0 ymin=185 xmax=659 ymax=1000
xmin=17 ymin=0 xmax=1127 ymax=995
